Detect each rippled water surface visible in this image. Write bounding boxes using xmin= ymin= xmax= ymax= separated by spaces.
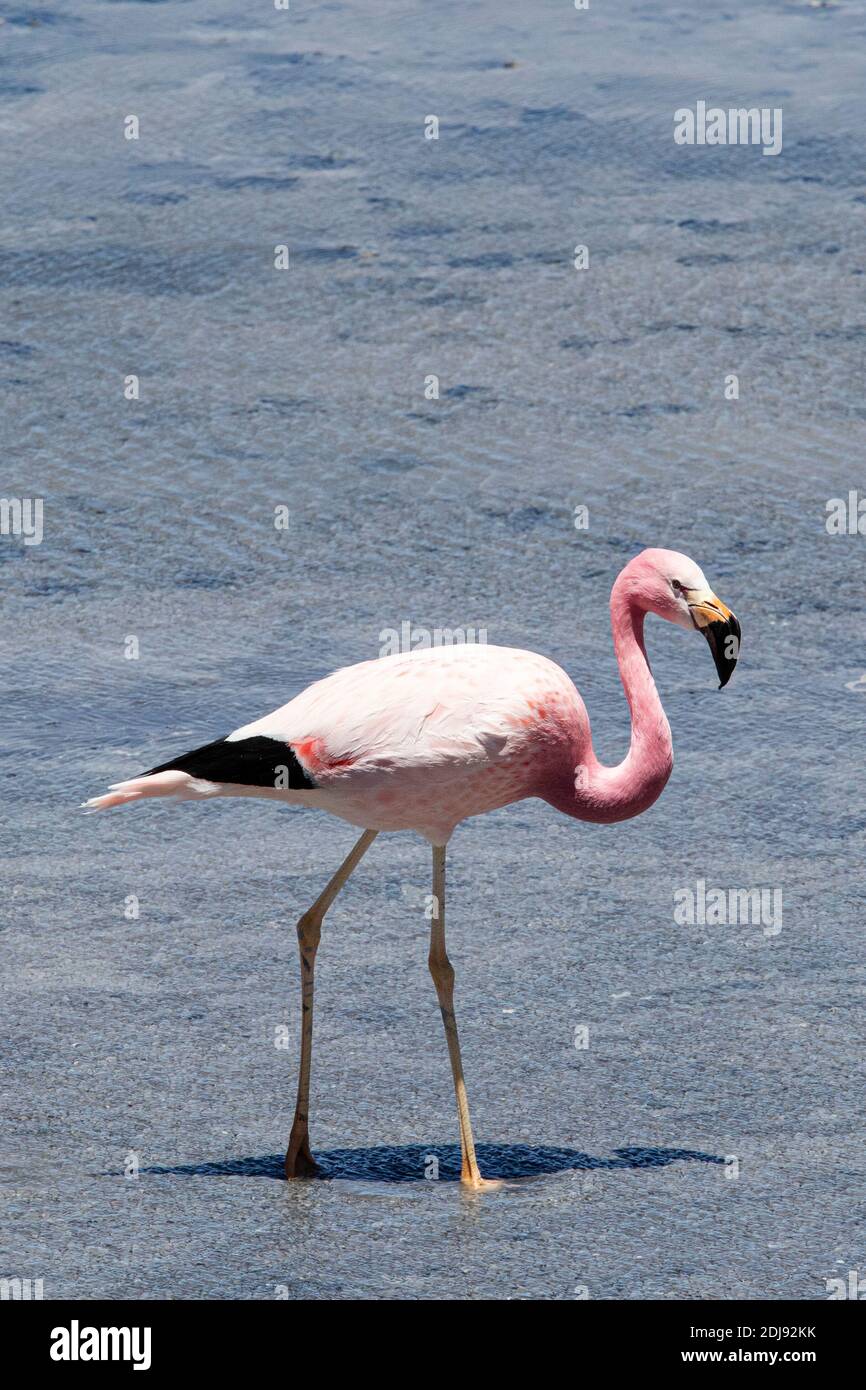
xmin=1 ymin=0 xmax=865 ymax=1299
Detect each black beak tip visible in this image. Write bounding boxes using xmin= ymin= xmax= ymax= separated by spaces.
xmin=705 ymin=613 xmax=740 ymax=690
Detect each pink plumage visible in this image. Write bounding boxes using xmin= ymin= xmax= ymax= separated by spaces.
xmin=83 ymin=548 xmax=740 ymax=1187
xmin=83 ymin=548 xmax=739 ymax=840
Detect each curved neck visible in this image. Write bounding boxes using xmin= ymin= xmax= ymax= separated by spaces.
xmin=570 ymin=575 xmax=673 ymax=824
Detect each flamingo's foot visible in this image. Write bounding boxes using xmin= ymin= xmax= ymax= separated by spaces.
xmin=284 ymin=1136 xmax=319 ymax=1180
xmin=461 ymin=1171 xmax=503 ymax=1192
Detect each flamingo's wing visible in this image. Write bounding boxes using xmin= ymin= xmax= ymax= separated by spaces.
xmin=144 ymin=735 xmax=315 ymax=788
xmin=83 ymin=645 xmax=580 ymax=811
xmin=232 ymin=644 xmax=576 ymax=784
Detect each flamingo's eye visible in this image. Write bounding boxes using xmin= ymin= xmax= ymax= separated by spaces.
xmin=671 ymin=579 xmax=684 ymax=594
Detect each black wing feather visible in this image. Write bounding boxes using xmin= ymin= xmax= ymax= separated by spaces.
xmin=144 ymin=735 xmax=317 ymax=790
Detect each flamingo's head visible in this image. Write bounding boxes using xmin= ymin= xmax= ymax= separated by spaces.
xmin=622 ymin=548 xmax=741 ymax=688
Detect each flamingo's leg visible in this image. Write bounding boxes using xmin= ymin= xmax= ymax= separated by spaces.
xmin=285 ymin=828 xmax=378 ymax=1179
xmin=428 ymin=844 xmax=497 ymax=1191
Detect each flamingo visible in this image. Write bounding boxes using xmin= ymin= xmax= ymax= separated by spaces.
xmin=84 ymin=548 xmax=740 ymax=1190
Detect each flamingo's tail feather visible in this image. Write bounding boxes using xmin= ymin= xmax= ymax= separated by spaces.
xmin=82 ymin=733 xmax=317 ymax=811
xmin=81 ymin=770 xmax=209 ymax=811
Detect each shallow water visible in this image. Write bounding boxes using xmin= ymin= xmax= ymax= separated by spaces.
xmin=1 ymin=0 xmax=865 ymax=1299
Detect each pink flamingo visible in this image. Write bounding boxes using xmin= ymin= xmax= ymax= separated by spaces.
xmin=84 ymin=548 xmax=740 ymax=1189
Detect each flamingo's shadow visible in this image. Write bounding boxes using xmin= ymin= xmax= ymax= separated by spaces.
xmin=133 ymin=1143 xmax=724 ymax=1183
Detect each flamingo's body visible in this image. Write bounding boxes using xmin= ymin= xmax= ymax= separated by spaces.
xmin=84 ymin=549 xmax=740 ymax=1187
xmin=89 ymin=644 xmax=596 ymax=844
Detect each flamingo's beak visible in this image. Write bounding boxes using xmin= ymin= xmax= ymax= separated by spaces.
xmin=688 ymin=593 xmax=741 ymax=689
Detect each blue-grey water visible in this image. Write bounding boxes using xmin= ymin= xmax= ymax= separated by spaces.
xmin=1 ymin=0 xmax=865 ymax=1300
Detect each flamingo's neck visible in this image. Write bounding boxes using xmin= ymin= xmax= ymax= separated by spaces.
xmin=560 ymin=575 xmax=673 ymax=824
